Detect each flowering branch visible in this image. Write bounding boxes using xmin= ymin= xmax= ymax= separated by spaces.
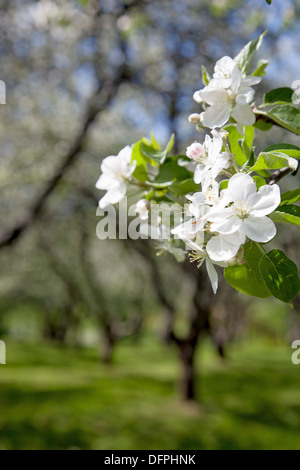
xmin=95 ymin=33 xmax=300 ymax=304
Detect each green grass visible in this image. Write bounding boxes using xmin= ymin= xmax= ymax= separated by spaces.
xmin=0 ymin=337 xmax=300 ymax=450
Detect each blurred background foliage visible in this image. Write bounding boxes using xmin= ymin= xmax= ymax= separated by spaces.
xmin=1 ymin=0 xmax=300 ymax=450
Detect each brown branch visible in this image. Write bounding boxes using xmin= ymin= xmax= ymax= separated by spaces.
xmin=125 ymin=238 xmax=177 ymax=342
xmin=0 ymin=0 xmax=144 ymax=250
xmin=0 ymin=10 xmax=132 ymax=250
xmin=267 ymin=167 xmax=293 ymax=185
xmin=0 ymin=80 xmax=119 ymax=249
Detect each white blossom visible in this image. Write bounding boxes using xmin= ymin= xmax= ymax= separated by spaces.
xmin=193 ymin=56 xmax=261 ymax=128
xmin=96 ymin=145 xmax=136 ymax=209
xmin=135 ymin=199 xmax=149 ymax=220
xmin=186 ymin=130 xmax=230 ymax=184
xmin=185 ymin=237 xmax=226 ymax=294
xmin=206 ymin=173 xmax=281 ymax=261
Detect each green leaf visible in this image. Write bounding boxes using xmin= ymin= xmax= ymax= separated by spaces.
xmin=269 ymin=204 xmax=300 ymax=226
xmin=266 ymin=0 xmax=272 ymax=4
xmin=259 ymin=250 xmax=300 ymax=303
xmin=264 ymin=87 xmax=294 ymax=105
xmin=243 ymin=147 xmax=255 ymax=168
xmin=252 ymin=59 xmax=269 ymax=77
xmin=238 ymin=138 xmax=250 ymax=159
xmin=166 ymin=134 xmax=175 ymax=154
xmin=225 ymin=124 xmax=248 ymax=165
xmin=245 ymin=125 xmax=255 ymax=149
xmin=234 ymin=32 xmax=266 ymax=74
xmin=258 ymin=105 xmax=300 ymax=136
xmin=131 ymin=141 xmax=148 ymax=182
xmin=224 ymin=242 xmax=271 ymax=298
xmin=170 ymin=178 xmax=200 ymax=196
xmin=150 ymin=132 xmax=161 ymax=150
xmin=141 ymin=133 xmax=175 ymax=165
xmin=141 ymin=143 xmax=165 ymax=163
xmin=254 ymin=119 xmax=273 ymax=131
xmin=201 ymin=65 xmax=211 ymax=86
xmin=153 ymin=160 xmax=191 ymax=186
xmin=220 ymin=180 xmax=229 ymax=191
xmin=253 ymin=175 xmax=266 ymax=189
xmin=262 ymin=143 xmax=300 ymax=159
xmin=250 ymin=151 xmax=298 ymax=172
xmin=281 ymin=189 xmax=300 ymax=204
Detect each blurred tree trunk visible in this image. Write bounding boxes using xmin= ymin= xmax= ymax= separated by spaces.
xmin=178 ymin=340 xmax=197 ymax=401
xmin=101 ymin=327 xmax=115 ymax=364
xmin=129 ymin=239 xmax=211 ymax=402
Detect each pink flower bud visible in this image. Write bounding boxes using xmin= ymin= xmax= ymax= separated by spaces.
xmin=186 ymin=142 xmax=204 ymax=161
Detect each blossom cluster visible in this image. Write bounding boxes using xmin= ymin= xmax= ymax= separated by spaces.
xmin=192 ymin=56 xmax=261 ymax=129
xmin=96 ymin=36 xmax=300 ymax=300
xmin=171 ymin=55 xmax=280 ymax=291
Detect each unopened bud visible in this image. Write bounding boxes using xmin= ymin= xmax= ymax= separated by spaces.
xmin=188 ymin=113 xmax=201 ymax=125
xmin=186 ymin=142 xmax=204 ymax=161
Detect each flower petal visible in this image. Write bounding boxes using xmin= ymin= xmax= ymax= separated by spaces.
xmin=241 ymin=76 xmax=262 ymax=86
xmin=227 ymin=173 xmax=257 ymax=202
xmin=209 ymin=129 xmax=223 ymax=158
xmin=211 ymin=215 xmax=242 ymax=234
xmin=95 ymin=173 xmax=116 ymax=190
xmin=194 ymin=164 xmax=207 ymax=184
xmin=118 ymin=145 xmax=132 ymax=163
xmin=206 ymin=231 xmax=245 ymax=262
xmin=172 ymin=218 xmax=205 ymax=240
xmin=213 ymin=56 xmax=236 ymax=79
xmin=250 ymin=184 xmax=281 ymax=217
xmin=205 ymin=259 xmax=219 ymax=294
xmin=209 ymin=78 xmax=232 ymax=89
xmin=101 ymin=155 xmax=119 ymax=173
xmin=210 ymin=152 xmax=230 ymax=179
xmin=242 ymin=216 xmax=277 ymax=243
xmin=193 ymin=90 xmax=202 ymax=103
xmin=232 ymin=103 xmax=255 ymax=126
xmin=230 ymin=65 xmax=242 ymax=94
xmin=199 ymin=87 xmax=229 ymax=106
xmin=202 ymin=103 xmax=232 ymax=128
xmin=207 ymin=207 xmax=234 ymax=222
xmin=236 ymin=87 xmax=255 ymax=105
xmin=99 ymin=183 xmax=127 ymax=209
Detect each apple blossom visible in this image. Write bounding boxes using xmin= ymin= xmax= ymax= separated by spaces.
xmin=186 ymin=130 xmax=230 ymax=184
xmin=193 ymin=56 xmax=261 ymax=128
xmin=96 ymin=145 xmax=136 ymax=209
xmin=206 ymin=173 xmax=281 ymax=261
xmin=185 ymin=237 xmax=227 ymax=294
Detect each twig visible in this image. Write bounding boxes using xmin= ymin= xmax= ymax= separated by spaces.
xmin=267 ymin=167 xmax=293 ymax=185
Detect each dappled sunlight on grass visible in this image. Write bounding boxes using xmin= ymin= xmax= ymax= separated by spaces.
xmin=0 ymin=338 xmax=300 ymax=449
